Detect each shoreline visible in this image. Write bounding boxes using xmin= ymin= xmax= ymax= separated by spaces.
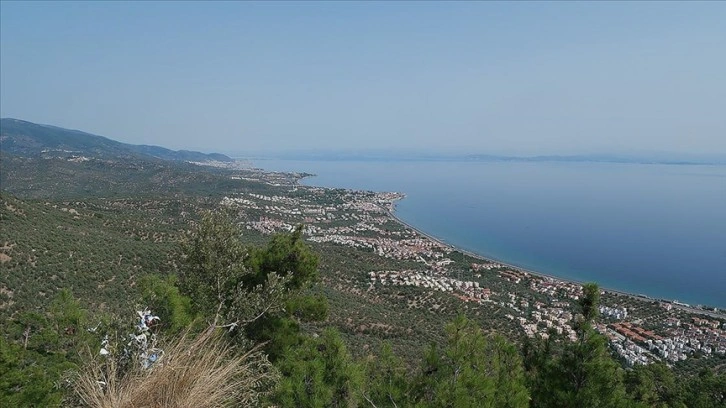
xmin=385 ymin=202 xmax=725 ymax=319
xmin=283 ymin=164 xmax=724 ymax=317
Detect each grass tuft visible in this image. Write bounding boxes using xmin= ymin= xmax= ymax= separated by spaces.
xmin=74 ymin=328 xmax=276 ymax=407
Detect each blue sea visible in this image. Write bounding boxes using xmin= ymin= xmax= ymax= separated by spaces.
xmin=253 ymin=159 xmax=726 ymax=308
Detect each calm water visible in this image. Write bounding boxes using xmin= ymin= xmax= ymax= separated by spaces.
xmin=253 ymin=159 xmax=726 ymax=308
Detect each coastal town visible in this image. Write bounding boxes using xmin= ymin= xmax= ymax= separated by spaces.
xmin=220 ymin=177 xmax=726 ymax=371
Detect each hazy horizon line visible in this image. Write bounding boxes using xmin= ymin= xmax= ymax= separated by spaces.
xmin=3 ymin=117 xmax=725 ymax=165
xmin=229 ymin=149 xmax=726 ymax=165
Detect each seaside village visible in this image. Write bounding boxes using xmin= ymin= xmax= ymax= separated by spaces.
xmin=221 ymin=184 xmax=726 ymax=369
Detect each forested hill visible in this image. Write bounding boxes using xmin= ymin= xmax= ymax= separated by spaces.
xmin=0 ymin=118 xmax=233 ymax=163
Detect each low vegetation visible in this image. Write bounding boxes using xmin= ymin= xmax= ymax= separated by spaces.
xmin=3 ymin=201 xmax=725 ymax=407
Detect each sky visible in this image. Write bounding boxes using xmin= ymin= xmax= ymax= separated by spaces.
xmin=1 ymin=1 xmax=725 ymax=156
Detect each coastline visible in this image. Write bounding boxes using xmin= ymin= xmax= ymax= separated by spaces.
xmin=280 ymin=161 xmax=725 ymax=317
xmin=385 ymin=201 xmax=725 ymax=319
xmin=387 ymin=206 xmax=580 ymax=284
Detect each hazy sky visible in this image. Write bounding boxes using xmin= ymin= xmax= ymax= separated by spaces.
xmin=1 ymin=1 xmax=725 ymax=155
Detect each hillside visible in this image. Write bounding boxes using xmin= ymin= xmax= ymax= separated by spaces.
xmin=0 ymin=152 xmax=267 ymax=200
xmin=0 ymin=119 xmax=285 ymax=200
xmin=0 ymin=118 xmax=232 ymax=163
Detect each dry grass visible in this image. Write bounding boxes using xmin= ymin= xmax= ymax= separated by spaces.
xmin=74 ymin=328 xmax=277 ymax=407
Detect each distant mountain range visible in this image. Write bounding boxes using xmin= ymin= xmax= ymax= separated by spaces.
xmin=0 ymin=118 xmax=233 ymax=163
